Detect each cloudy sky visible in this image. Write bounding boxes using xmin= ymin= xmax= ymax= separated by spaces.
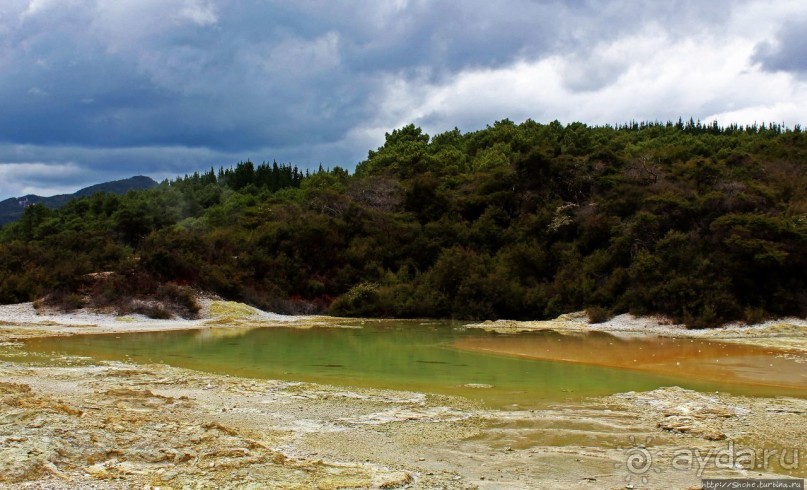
xmin=1 ymin=0 xmax=806 ymax=199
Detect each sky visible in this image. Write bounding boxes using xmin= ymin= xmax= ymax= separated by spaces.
xmin=1 ymin=0 xmax=806 ymax=200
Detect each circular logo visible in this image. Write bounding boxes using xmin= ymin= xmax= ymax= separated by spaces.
xmin=625 ymin=446 xmax=653 ymax=474
xmin=615 ymin=436 xmax=662 ymax=487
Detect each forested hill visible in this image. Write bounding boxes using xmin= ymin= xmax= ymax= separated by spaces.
xmin=0 ymin=176 xmax=158 ymax=225
xmin=1 ymin=120 xmax=805 ymax=327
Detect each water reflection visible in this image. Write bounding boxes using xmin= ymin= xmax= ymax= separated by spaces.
xmin=21 ymin=322 xmax=807 ymax=408
xmin=453 ymin=330 xmax=807 ymax=390
xmin=194 ymin=326 xmax=258 ymax=341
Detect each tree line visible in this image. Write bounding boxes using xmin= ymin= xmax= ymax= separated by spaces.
xmin=1 ymin=120 xmax=804 ymax=327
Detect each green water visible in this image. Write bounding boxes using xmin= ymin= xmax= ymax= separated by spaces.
xmin=19 ymin=321 xmax=806 ymax=408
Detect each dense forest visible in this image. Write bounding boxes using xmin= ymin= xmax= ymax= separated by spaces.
xmin=1 ymin=119 xmax=805 ymax=327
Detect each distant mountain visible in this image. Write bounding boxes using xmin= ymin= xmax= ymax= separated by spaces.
xmin=0 ymin=176 xmax=158 ymax=225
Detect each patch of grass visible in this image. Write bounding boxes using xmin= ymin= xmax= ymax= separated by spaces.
xmin=209 ymin=301 xmax=258 ymax=319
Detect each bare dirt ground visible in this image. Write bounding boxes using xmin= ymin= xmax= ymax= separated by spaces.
xmin=1 ymin=303 xmax=805 ymax=489
xmin=468 ymin=312 xmax=807 ymax=355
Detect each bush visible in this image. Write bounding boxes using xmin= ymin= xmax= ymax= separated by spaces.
xmin=156 ymin=283 xmax=200 ymax=319
xmin=42 ymin=290 xmax=86 ymax=312
xmin=329 ymin=283 xmax=382 ymax=317
xmin=742 ymin=307 xmax=767 ymax=326
xmin=586 ymin=306 xmax=611 ymax=324
xmin=133 ymin=304 xmax=171 ymax=319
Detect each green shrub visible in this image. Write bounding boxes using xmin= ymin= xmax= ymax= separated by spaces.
xmin=742 ymin=307 xmax=767 ymax=325
xmin=329 ymin=283 xmax=382 ymax=317
xmin=586 ymin=306 xmax=611 ymax=324
xmin=134 ymin=304 xmax=171 ymax=320
xmin=43 ymin=290 xmax=86 ymax=312
xmin=156 ymin=283 xmax=200 ymax=319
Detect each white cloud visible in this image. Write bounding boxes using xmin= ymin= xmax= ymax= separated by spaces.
xmin=21 ymin=0 xmax=60 ymax=19
xmin=366 ymin=6 xmax=807 ymax=136
xmin=0 ymin=161 xmax=81 ymax=178
xmin=261 ymin=32 xmax=342 ymax=77
xmin=178 ymin=0 xmax=218 ymax=26
xmin=0 ymin=162 xmax=85 ymax=198
xmin=90 ymin=0 xmax=218 ymax=54
xmin=706 ymin=101 xmax=807 ymax=127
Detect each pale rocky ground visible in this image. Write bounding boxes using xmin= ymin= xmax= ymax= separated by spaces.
xmin=0 ymin=302 xmax=805 ymax=489
xmin=469 ymin=312 xmax=807 ymax=354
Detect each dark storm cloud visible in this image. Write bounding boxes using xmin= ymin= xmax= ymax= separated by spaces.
xmin=1 ymin=0 xmax=740 ymax=149
xmin=0 ymin=0 xmax=804 ymax=199
xmin=753 ymin=17 xmax=807 ymax=76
